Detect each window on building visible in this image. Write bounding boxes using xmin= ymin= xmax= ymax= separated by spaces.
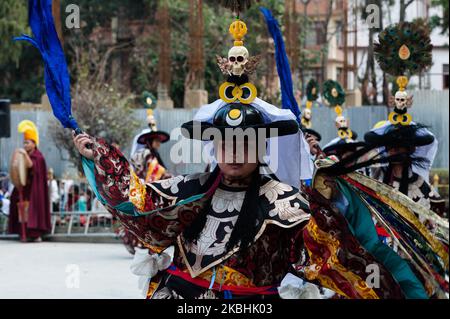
xmin=316 ymin=21 xmax=326 ymax=45
xmin=305 ymin=21 xmax=326 ymax=47
xmin=335 ymin=21 xmax=343 ymax=47
xmin=443 ymin=64 xmax=449 ymax=89
xmin=303 ymin=69 xmax=324 ymax=87
xmin=337 ymin=67 xmax=344 ymax=85
xmin=305 ymin=23 xmax=317 ymax=47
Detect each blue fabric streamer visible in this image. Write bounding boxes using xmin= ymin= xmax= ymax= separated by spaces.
xmin=14 ymin=0 xmax=78 ymax=130
xmin=260 ymin=7 xmax=301 ymax=123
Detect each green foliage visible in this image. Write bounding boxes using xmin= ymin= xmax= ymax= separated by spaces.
xmin=61 ymin=0 xmax=153 ymax=35
xmin=0 ymin=0 xmax=28 ymax=66
xmin=130 ymin=0 xmax=285 ymax=106
xmin=0 ymin=45 xmax=44 ymax=103
xmin=431 ymin=0 xmax=449 ymax=35
xmin=1 ymin=0 xmax=316 ymax=108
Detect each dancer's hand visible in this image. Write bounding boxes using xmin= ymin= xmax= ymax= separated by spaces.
xmin=73 ymin=131 xmax=94 ymax=160
xmin=305 ymin=134 xmax=320 ymax=156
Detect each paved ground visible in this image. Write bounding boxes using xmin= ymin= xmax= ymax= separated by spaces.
xmin=0 ymin=241 xmax=142 ymax=299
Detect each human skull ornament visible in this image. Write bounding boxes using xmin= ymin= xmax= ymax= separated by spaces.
xmin=147 ymin=114 xmax=157 ymax=131
xmin=228 ymin=46 xmax=249 ymax=76
xmin=303 ymin=108 xmax=312 ymax=120
xmin=335 ymin=115 xmax=348 ymax=129
xmin=394 ymin=90 xmax=408 ymax=110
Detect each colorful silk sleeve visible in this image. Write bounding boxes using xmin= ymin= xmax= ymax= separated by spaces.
xmin=336 ymin=180 xmax=429 ymax=299
xmin=82 ymin=138 xmax=209 ymax=249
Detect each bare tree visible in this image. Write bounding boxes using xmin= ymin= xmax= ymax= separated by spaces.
xmin=319 ymin=0 xmax=336 ymax=82
xmin=50 ymin=32 xmax=139 ymax=172
xmin=400 ymin=0 xmax=415 ymax=22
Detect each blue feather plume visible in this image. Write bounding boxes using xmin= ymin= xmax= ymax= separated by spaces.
xmin=14 ymin=0 xmax=78 ymax=130
xmin=260 ymin=7 xmax=301 ymax=123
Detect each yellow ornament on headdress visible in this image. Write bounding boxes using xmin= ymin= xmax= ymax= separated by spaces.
xmin=229 ymin=20 xmax=248 ymax=46
xmin=334 ymin=106 xmax=343 ymax=117
xmin=219 ymin=81 xmax=257 ymax=104
xmin=18 ymin=120 xmax=39 ymax=146
xmin=338 ymin=128 xmax=353 ymax=140
xmin=388 ymin=112 xmax=412 ymax=126
xmin=396 ymin=76 xmax=409 ymax=92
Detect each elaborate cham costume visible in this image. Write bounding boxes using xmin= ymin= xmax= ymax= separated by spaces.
xmin=322 ymin=80 xmax=364 ymax=159
xmin=18 ymin=0 xmax=448 ymax=299
xmin=365 ymin=21 xmax=445 ymax=217
xmin=117 ymin=111 xmax=171 ymax=255
xmin=130 ymin=110 xmax=170 ymax=183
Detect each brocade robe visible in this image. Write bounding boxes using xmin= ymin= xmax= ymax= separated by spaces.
xmin=84 ymin=139 xmax=441 ymax=299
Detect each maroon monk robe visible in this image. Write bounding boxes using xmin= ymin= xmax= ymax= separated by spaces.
xmin=8 ymin=149 xmax=51 ymax=239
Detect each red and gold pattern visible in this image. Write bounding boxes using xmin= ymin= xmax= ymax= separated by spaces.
xmin=166 ymin=265 xmax=278 ymax=296
xmin=145 ymin=157 xmax=166 ymax=183
xmin=130 ymin=169 xmax=147 ymax=212
xmin=303 ymin=217 xmax=379 ymax=299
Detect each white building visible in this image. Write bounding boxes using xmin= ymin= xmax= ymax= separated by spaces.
xmin=346 ymin=0 xmax=449 ymax=94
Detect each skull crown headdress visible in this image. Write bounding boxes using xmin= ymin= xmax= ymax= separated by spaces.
xmin=216 ymin=3 xmax=261 ymax=105
xmin=301 ymin=79 xmax=320 ymax=129
xmin=374 ymin=21 xmax=433 ymax=126
xmin=322 ymin=80 xmax=352 ymax=140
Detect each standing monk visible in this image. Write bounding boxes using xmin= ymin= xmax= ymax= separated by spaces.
xmin=8 ymin=120 xmax=51 ymax=242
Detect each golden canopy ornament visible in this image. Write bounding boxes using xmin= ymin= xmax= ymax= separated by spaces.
xmin=229 ymin=20 xmax=248 ymax=46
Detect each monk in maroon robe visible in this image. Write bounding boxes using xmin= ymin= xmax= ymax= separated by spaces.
xmin=9 ymin=139 xmax=51 ymax=241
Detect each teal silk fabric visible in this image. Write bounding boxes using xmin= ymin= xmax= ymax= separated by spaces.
xmin=336 ymin=179 xmax=428 ymax=299
xmin=82 ymin=157 xmax=208 ymax=217
xmin=82 ymin=157 xmax=136 ymax=215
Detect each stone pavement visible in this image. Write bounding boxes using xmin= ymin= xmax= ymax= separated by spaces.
xmin=0 ymin=241 xmax=142 ymax=299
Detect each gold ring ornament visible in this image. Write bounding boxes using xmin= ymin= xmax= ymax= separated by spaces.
xmin=219 ymin=81 xmax=257 ymax=104
xmin=338 ymin=128 xmax=353 ymax=140
xmin=388 ymin=112 xmax=412 ymax=126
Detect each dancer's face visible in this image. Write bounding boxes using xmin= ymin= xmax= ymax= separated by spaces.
xmin=23 ymin=139 xmax=36 ymax=153
xmin=216 ymin=139 xmax=259 ymax=180
xmin=148 ymin=139 xmax=161 ymax=150
xmin=387 ymin=146 xmax=415 ymax=164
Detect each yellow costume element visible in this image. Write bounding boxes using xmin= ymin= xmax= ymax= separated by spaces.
xmin=145 ymin=157 xmax=166 ymax=183
xmin=219 ymin=81 xmax=257 ymax=104
xmin=229 ymin=20 xmax=247 ymax=46
xmin=18 ymin=120 xmax=39 ymax=146
xmin=129 ymin=169 xmax=147 ymax=213
xmin=388 ymin=112 xmax=412 ymax=126
xmin=338 ymin=128 xmax=353 ymax=139
xmin=396 ymin=76 xmax=408 ymax=91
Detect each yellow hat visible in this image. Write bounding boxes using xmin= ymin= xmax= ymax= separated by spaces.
xmin=18 ymin=120 xmax=39 ymax=146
